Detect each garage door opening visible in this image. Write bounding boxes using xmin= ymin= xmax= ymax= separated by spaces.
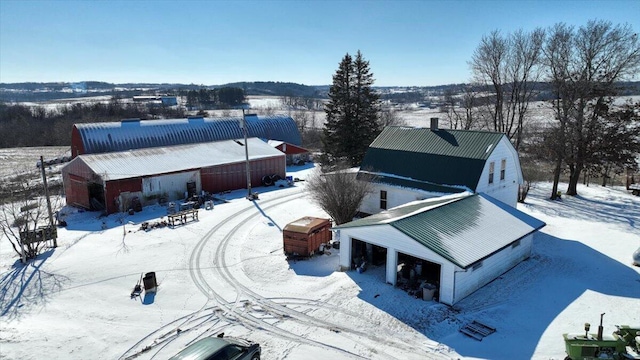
xmin=397 ymin=252 xmax=441 ymax=301
xmin=350 ymin=238 xmax=387 ymax=270
xmin=87 ymin=182 xmax=105 ymax=211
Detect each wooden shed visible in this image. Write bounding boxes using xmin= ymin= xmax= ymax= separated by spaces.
xmin=283 ymin=217 xmax=332 ymax=257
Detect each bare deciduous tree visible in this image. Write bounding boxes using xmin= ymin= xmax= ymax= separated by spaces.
xmin=470 ymin=28 xmax=545 ymax=150
xmin=378 ymin=108 xmax=406 ymax=127
xmin=306 ymin=166 xmax=376 ymax=225
xmin=442 ymin=87 xmax=479 ymax=130
xmin=544 ymin=20 xmax=640 ymax=197
xmin=293 ymin=110 xmax=310 ymax=140
xmin=0 ymin=167 xmax=62 ymax=262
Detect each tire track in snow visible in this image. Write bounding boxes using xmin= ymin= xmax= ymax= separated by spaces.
xmin=205 ymin=191 xmax=447 ymax=359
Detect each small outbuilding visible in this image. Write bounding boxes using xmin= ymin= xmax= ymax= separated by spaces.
xmin=283 ymin=217 xmax=332 ymax=257
xmin=268 ymin=140 xmax=311 ymax=165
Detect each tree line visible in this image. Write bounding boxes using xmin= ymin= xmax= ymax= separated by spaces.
xmin=0 ymin=99 xmax=186 ymax=148
xmin=179 ymin=87 xmax=246 ymax=109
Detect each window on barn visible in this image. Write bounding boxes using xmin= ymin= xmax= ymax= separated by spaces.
xmin=472 ymin=261 xmax=483 ymax=271
xmin=500 ymin=159 xmax=506 ymax=181
xmin=488 ymin=162 xmax=495 ymax=184
xmin=512 ymin=239 xmax=521 ymax=248
xmin=380 ymin=190 xmax=387 ymax=210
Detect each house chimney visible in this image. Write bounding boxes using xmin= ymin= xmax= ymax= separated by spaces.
xmin=430 ymin=117 xmax=439 ymax=131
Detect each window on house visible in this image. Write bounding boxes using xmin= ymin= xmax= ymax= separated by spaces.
xmin=500 ymin=159 xmax=506 ymax=181
xmin=472 ymin=261 xmax=483 ymax=271
xmin=488 ymin=162 xmax=495 ymax=184
xmin=512 ymin=239 xmax=521 ymax=248
xmin=380 ymin=190 xmax=387 ymax=210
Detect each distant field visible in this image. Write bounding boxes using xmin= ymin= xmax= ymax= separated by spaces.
xmin=0 ymin=146 xmax=69 ymax=180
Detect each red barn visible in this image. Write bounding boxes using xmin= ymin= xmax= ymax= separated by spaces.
xmin=268 ymin=140 xmax=311 ymax=165
xmin=62 ymin=138 xmax=285 ymax=214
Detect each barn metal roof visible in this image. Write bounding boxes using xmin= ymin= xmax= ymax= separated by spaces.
xmin=73 ymin=138 xmax=284 ymax=181
xmin=334 ymin=193 xmax=545 ymax=269
xmin=74 ymin=114 xmax=301 ymax=155
xmin=359 ymin=126 xmax=506 ymax=191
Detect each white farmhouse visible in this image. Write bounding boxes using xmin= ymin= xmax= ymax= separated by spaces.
xmin=333 ymin=119 xmax=544 ymax=306
xmin=357 ymin=119 xmax=524 ymax=216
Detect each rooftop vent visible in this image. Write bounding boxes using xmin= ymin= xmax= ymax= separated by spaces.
xmin=121 ymin=118 xmax=141 ymax=127
xmin=187 ymin=116 xmax=205 ymax=123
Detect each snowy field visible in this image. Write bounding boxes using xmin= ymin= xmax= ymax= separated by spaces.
xmin=1 ymin=162 xmax=639 ymax=360
xmin=0 ymin=146 xmax=69 ymax=181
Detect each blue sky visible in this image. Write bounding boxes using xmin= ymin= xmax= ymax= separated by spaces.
xmin=1 ymin=0 xmax=639 ymax=86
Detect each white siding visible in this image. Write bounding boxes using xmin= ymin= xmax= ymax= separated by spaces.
xmin=336 ymin=226 xmax=458 ymax=305
xmin=141 ymin=170 xmax=201 ymax=203
xmin=453 ymin=233 xmax=533 ymax=303
xmin=360 ymin=183 xmax=439 ymax=215
xmin=476 ymin=137 xmax=523 ymax=207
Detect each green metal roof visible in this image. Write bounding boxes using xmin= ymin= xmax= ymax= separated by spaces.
xmin=336 ymin=195 xmax=464 ymax=228
xmin=359 ymin=127 xmax=506 ymax=191
xmin=334 ymin=193 xmax=545 ymax=268
xmin=357 ymin=172 xmax=469 ymax=194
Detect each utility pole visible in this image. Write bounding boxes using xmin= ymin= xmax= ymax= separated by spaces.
xmin=40 ymin=155 xmax=57 ymax=247
xmin=241 ymin=109 xmax=253 ymax=200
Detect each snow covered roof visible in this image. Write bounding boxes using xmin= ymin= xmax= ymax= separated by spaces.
xmin=72 ymin=114 xmax=301 ymax=156
xmin=69 ymin=138 xmax=283 ymax=181
xmin=334 ymin=193 xmax=545 ymax=268
xmin=267 ymin=140 xmax=284 ymax=147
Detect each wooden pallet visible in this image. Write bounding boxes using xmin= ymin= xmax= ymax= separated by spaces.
xmin=460 ymin=320 xmax=496 ymax=341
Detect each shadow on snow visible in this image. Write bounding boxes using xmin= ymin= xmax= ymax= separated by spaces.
xmin=523 ymin=183 xmax=640 ymax=232
xmin=344 ymin=232 xmax=640 ymax=359
xmin=0 ymin=249 xmax=68 ymax=320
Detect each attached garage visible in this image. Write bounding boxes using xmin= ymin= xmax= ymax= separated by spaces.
xmin=333 ymin=192 xmax=545 ymax=306
xmin=62 ymin=138 xmax=285 ymax=214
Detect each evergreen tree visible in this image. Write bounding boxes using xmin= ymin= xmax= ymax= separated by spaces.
xmin=322 ymin=51 xmax=380 ymax=167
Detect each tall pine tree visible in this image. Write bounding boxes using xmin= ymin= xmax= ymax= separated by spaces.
xmin=322 ymin=51 xmax=380 ymax=167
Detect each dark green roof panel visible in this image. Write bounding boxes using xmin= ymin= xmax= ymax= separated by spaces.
xmin=358 ymin=173 xmax=468 ymax=194
xmin=369 ymin=127 xmax=504 ymax=159
xmin=360 ymin=127 xmax=505 ymax=191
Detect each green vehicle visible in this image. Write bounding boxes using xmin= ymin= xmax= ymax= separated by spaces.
xmin=563 ymin=314 xmax=640 ymax=360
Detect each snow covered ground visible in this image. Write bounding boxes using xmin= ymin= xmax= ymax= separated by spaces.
xmin=1 ymin=164 xmax=639 ymax=360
